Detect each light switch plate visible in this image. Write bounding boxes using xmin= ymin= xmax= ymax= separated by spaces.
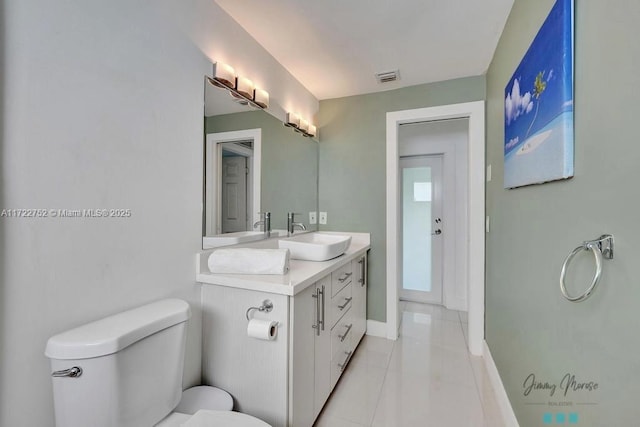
xmin=319 ymin=212 xmax=327 ymax=225
xmin=487 ymin=164 xmax=492 ymax=182
xmin=309 ymin=212 xmax=317 ymax=224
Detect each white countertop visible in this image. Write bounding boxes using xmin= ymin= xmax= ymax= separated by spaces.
xmin=196 ymin=232 xmax=370 ymax=296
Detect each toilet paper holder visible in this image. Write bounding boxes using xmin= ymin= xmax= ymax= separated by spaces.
xmin=246 ymin=300 xmax=274 ymax=321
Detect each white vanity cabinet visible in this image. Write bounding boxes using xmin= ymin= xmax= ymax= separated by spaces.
xmin=290 ymin=275 xmax=330 ymax=427
xmin=291 ymin=262 xmax=358 ymax=425
xmin=198 ymin=233 xmax=370 ymax=427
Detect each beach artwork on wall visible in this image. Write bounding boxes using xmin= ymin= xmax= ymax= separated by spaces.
xmin=504 ymin=0 xmax=574 ymax=189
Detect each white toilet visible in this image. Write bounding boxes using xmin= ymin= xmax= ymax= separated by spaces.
xmin=45 ymin=299 xmax=270 ymax=427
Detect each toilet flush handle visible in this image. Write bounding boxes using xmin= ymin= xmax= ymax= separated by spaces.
xmin=52 ymin=366 xmax=83 ymax=378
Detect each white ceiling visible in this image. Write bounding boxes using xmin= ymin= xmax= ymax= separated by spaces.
xmin=214 ymin=0 xmax=514 ymax=100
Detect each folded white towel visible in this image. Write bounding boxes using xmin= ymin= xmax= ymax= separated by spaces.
xmin=208 ymin=248 xmax=290 ymax=275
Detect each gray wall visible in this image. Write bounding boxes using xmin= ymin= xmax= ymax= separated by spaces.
xmin=205 ymin=111 xmax=318 ymax=231
xmin=0 ymin=1 xmax=316 ymax=426
xmin=318 ymin=77 xmax=485 ymax=321
xmin=486 ymin=0 xmax=640 ymax=424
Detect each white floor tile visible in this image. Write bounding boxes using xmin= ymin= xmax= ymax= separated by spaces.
xmin=371 ymin=371 xmax=484 ymax=427
xmin=399 ymin=312 xmax=467 ymax=353
xmin=313 ymin=413 xmax=367 ymax=427
xmin=350 ymin=337 xmax=393 ymax=371
xmin=402 ymin=301 xmax=463 ymax=322
xmin=387 ymin=337 xmax=476 ymax=387
xmin=319 ymin=358 xmax=387 ymax=426
xmin=313 ymin=302 xmax=503 ymax=427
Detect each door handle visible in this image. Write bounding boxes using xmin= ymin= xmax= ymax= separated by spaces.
xmin=432 ymin=229 xmax=442 ymax=235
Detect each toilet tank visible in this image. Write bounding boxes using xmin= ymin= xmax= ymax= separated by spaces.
xmin=45 ymin=299 xmax=191 ymax=427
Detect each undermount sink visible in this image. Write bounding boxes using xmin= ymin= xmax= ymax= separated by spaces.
xmin=278 ymin=232 xmax=352 ymax=261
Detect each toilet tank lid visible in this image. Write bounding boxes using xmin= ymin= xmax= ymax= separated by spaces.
xmin=45 ymin=299 xmax=191 ymax=360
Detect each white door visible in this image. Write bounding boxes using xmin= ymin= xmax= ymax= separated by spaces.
xmin=400 ymin=155 xmax=443 ymax=304
xmin=221 ymin=156 xmax=247 ymax=233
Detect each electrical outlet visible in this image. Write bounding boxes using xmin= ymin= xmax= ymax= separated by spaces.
xmin=309 ymin=212 xmax=317 ymax=225
xmin=319 ymin=212 xmax=327 ymax=225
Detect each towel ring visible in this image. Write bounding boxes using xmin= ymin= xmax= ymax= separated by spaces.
xmin=559 ymin=235 xmax=613 ymax=303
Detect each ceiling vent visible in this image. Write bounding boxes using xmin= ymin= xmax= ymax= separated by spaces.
xmin=375 ymin=70 xmax=400 ymax=84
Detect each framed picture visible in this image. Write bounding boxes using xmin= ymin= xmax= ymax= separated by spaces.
xmin=504 ymin=0 xmax=574 ymax=189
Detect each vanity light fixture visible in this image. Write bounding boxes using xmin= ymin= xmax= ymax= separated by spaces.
xmin=284 ymin=112 xmax=300 ymax=128
xmin=208 ymin=62 xmax=269 ymax=110
xmin=253 ymin=88 xmax=269 ymax=109
xmin=284 ymin=111 xmax=316 ymax=138
xmin=299 ymin=118 xmax=309 ymax=133
xmin=307 ymin=124 xmax=317 ymax=137
xmin=236 ymin=76 xmax=255 ymax=99
xmin=211 ymin=62 xmax=236 ymax=89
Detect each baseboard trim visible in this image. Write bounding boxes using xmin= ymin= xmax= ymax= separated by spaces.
xmin=365 ymin=320 xmax=387 ymax=338
xmin=483 ymin=340 xmax=520 ymax=427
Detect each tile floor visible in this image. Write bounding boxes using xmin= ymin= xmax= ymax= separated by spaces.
xmin=314 ymin=301 xmax=505 ymax=427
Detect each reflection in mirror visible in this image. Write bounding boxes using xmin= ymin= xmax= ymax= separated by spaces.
xmin=203 ymin=77 xmax=319 ymax=248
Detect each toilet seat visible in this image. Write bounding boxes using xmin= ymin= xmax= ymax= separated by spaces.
xmin=183 ymin=410 xmax=271 ymax=426
xmin=175 ymin=386 xmax=234 ymax=413
xmin=155 ymin=410 xmax=270 ymax=427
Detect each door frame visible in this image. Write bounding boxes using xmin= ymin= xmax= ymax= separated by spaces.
xmin=205 ymin=129 xmax=261 ymax=235
xmin=386 ymin=101 xmax=485 ymax=356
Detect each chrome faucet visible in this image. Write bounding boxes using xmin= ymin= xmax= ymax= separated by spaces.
xmin=253 ymin=212 xmax=271 ymax=237
xmin=287 ymin=212 xmax=307 ymax=236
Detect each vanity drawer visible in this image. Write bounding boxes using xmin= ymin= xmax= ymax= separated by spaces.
xmin=331 ymin=345 xmax=355 ymax=390
xmin=331 ymin=263 xmax=353 ymax=297
xmin=331 ymin=314 xmax=354 ymax=360
xmin=329 ymin=282 xmax=352 ymax=328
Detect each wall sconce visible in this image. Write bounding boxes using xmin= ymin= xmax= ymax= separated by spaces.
xmin=212 ymin=62 xmax=236 ymax=89
xmin=254 ymin=88 xmax=269 ymax=109
xmin=209 ymin=62 xmax=269 ymax=110
xmin=284 ymin=112 xmax=300 ymax=128
xmin=284 ymin=112 xmax=316 ymax=138
xmin=236 ymin=76 xmax=254 ymax=99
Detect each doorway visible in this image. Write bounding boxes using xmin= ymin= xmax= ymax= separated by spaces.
xmin=220 ymin=142 xmax=251 ymax=233
xmin=386 ymin=101 xmax=485 ymax=356
xmin=204 ymin=129 xmax=262 ymax=236
xmin=400 ymin=155 xmax=443 ymax=304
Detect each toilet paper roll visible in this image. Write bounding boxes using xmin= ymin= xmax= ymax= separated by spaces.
xmin=247 ymin=318 xmax=278 ymax=341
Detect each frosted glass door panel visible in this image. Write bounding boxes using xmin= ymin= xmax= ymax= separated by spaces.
xmin=400 ymin=155 xmax=443 ymax=304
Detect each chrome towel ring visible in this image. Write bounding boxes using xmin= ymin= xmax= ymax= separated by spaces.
xmin=559 ymin=235 xmax=614 ymax=302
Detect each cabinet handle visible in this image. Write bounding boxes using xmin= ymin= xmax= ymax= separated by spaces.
xmin=338 ymin=297 xmax=353 ymax=310
xmin=320 ymin=285 xmax=326 ymax=331
xmin=338 ymin=323 xmax=353 ymax=342
xmin=338 ymin=272 xmax=352 ymax=283
xmin=312 ymin=287 xmax=320 ymax=336
xmin=338 ymin=350 xmax=354 ymax=372
xmin=359 ymin=258 xmax=366 ymax=286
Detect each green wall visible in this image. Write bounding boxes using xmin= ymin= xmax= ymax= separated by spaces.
xmin=486 ymin=1 xmax=640 ymax=424
xmin=318 ymin=77 xmax=486 ymax=321
xmin=206 ymin=111 xmax=318 ymax=231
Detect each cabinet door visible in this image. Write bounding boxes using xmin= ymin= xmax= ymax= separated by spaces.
xmin=291 ymin=284 xmax=316 ymax=427
xmin=352 ymin=254 xmax=368 ymax=345
xmin=313 ymin=275 xmax=332 ymax=417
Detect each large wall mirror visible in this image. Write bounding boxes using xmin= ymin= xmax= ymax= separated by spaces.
xmin=203 ymin=77 xmax=319 ymax=248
